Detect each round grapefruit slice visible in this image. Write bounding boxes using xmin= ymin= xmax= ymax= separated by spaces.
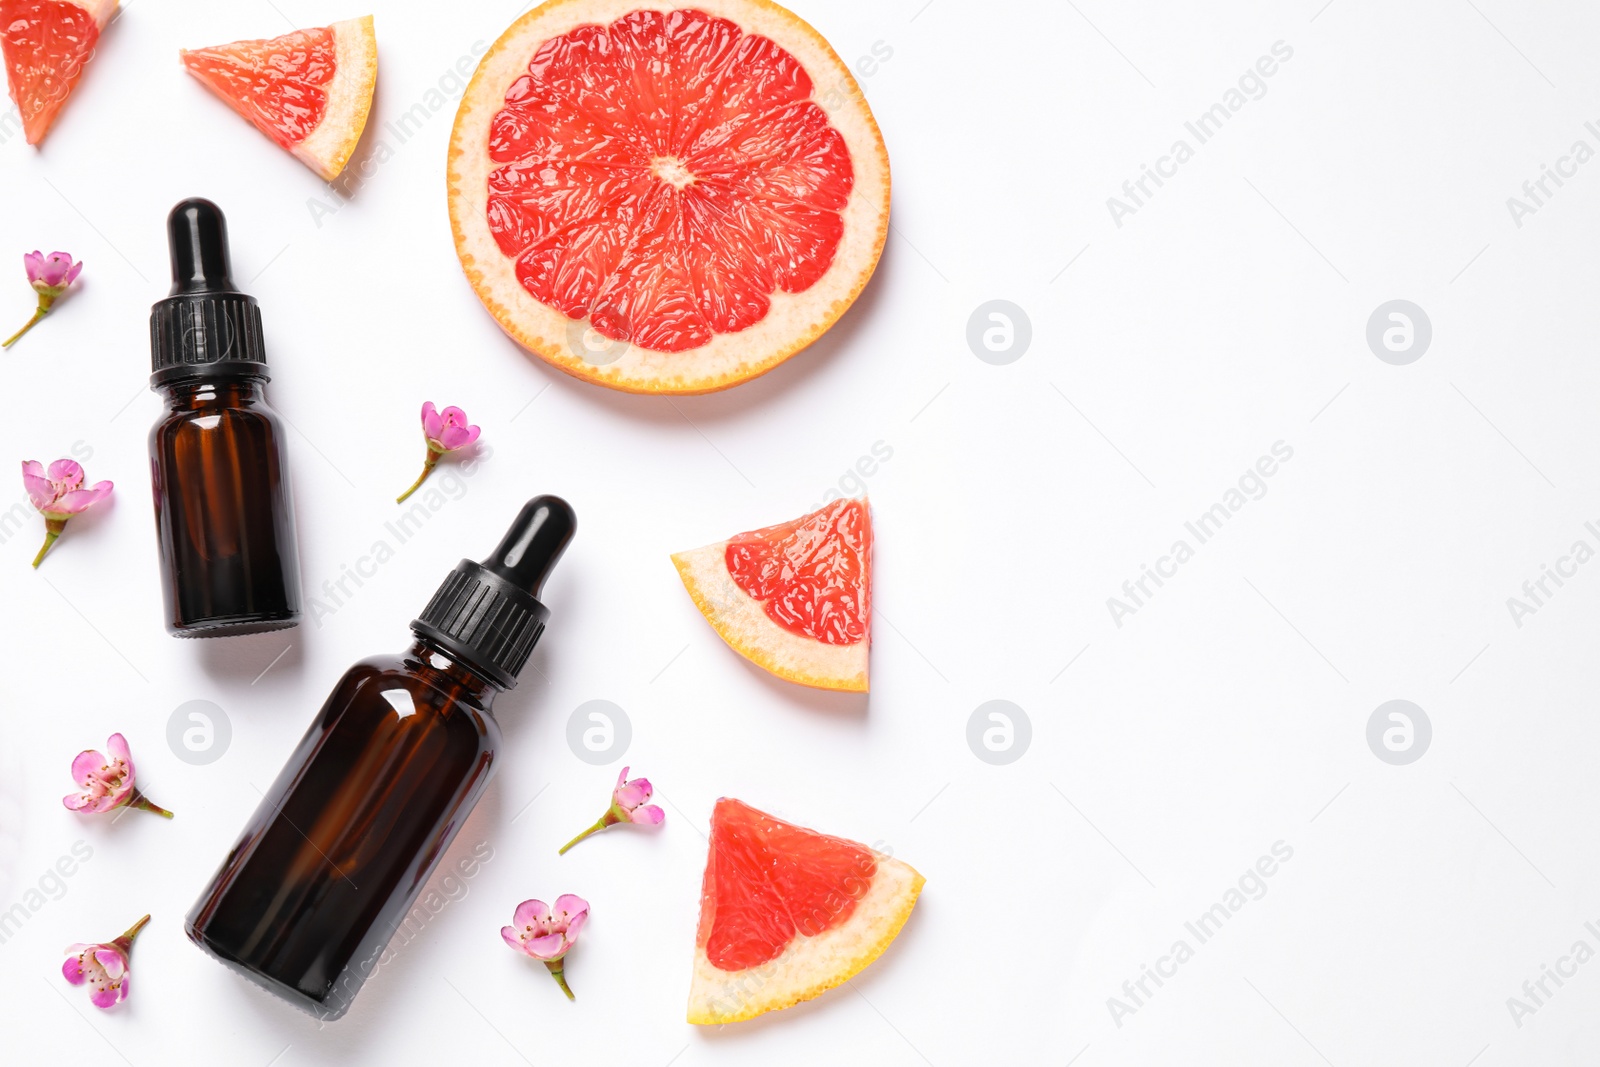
xmin=180 ymin=16 xmax=377 ymax=181
xmin=672 ymin=497 xmax=870 ymax=691
xmin=447 ymin=0 xmax=890 ymax=394
xmin=689 ymin=798 xmax=922 ymax=1024
xmin=0 ymin=0 xmax=117 ymax=146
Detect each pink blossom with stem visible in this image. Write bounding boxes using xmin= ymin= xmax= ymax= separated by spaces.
xmin=501 ymin=894 xmax=588 ymax=1000
xmin=23 ymin=458 xmax=112 ymax=567
xmin=63 ymin=914 xmax=150 ymax=1009
xmin=558 ymin=766 xmax=665 ymax=855
xmin=396 ymin=402 xmax=480 ymax=503
xmin=5 ymin=251 xmax=82 ymax=348
xmin=62 ymin=733 xmax=173 ymax=819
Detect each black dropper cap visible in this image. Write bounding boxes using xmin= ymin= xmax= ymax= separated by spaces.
xmin=149 ymin=198 xmax=269 ymax=388
xmin=411 ymin=496 xmax=577 ymax=689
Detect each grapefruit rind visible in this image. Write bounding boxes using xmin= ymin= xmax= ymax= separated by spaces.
xmin=447 ymin=0 xmax=891 ymax=395
xmin=687 ymin=845 xmax=923 ymax=1024
xmin=290 ymin=16 xmax=377 ymax=181
xmin=672 ymin=538 xmax=868 ymax=692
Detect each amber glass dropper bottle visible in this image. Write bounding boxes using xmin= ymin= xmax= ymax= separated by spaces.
xmin=148 ymin=198 xmax=302 ymax=636
xmin=185 ymin=495 xmax=576 ymax=1020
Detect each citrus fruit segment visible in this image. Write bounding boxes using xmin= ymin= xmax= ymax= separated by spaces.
xmin=448 ymin=0 xmax=890 ymax=394
xmin=672 ymin=497 xmax=871 ymax=691
xmin=0 ymin=0 xmax=116 ymax=146
xmin=688 ymin=798 xmax=922 ymax=1024
xmin=180 ymin=15 xmax=377 ymax=181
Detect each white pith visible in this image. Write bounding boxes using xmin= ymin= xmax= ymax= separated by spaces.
xmin=289 ymin=16 xmax=378 ymax=181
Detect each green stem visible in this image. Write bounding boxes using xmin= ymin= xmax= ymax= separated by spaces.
xmin=544 ymin=960 xmax=575 ymax=1000
xmin=129 ymin=789 xmax=174 ymax=819
xmin=31 ymin=530 xmax=58 ymax=568
xmin=558 ymin=816 xmax=609 ymax=855
xmin=109 ymin=915 xmax=151 ymax=960
xmin=30 ymin=518 xmax=65 ymax=568
xmin=2 ymin=305 xmax=46 ymax=348
xmin=395 ymin=451 xmax=440 ymax=504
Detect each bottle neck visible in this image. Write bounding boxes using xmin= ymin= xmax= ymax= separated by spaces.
xmin=160 ymin=376 xmax=266 ymax=410
xmin=404 ymin=636 xmax=503 ymax=707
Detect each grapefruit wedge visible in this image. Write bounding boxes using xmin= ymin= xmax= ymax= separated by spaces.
xmin=180 ymin=16 xmax=377 ymax=181
xmin=689 ymin=798 xmax=923 ymax=1024
xmin=448 ymin=0 xmax=890 ymax=394
xmin=0 ymin=0 xmax=117 ymax=145
xmin=673 ymin=497 xmax=870 ymax=692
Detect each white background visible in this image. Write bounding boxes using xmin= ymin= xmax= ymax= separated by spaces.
xmin=2 ymin=0 xmax=1598 ymax=1063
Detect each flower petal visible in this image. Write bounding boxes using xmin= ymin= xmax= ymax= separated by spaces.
xmin=615 ymin=777 xmax=650 ymax=809
xmin=500 ymin=926 xmax=526 ymax=953
xmin=523 ymin=932 xmax=567 ymax=959
xmin=46 ymin=458 xmax=83 ymax=488
xmin=421 ymin=401 xmax=443 ymax=441
xmin=23 ymin=251 xmax=44 ymax=281
xmin=563 ymin=908 xmax=588 ymax=943
xmin=631 ymin=804 xmax=666 ymax=826
xmin=512 ymin=898 xmax=550 ymax=930
xmin=94 ymin=947 xmax=126 ymax=979
xmin=88 ymin=983 xmax=121 ymax=1009
xmin=436 ymin=423 xmax=480 ymax=452
xmin=105 ymin=733 xmax=132 ymax=770
xmin=71 ymin=749 xmax=109 ymax=787
xmin=62 ymin=953 xmax=88 ymax=985
xmin=553 ymin=893 xmax=589 ymax=920
xmin=49 ymin=482 xmax=111 ymax=517
xmin=22 ymin=462 xmax=55 ymax=510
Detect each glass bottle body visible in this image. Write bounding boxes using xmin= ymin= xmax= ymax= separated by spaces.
xmin=185 ymin=639 xmax=501 ymax=1019
xmin=148 ymin=376 xmax=302 ymax=636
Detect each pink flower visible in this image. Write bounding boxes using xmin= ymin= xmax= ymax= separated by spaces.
xmin=396 ymin=402 xmax=482 ymax=503
xmin=28 ymin=251 xmax=83 ymax=294
xmin=612 ymin=767 xmax=667 ymax=825
xmin=62 ymin=733 xmax=173 ymax=819
xmin=422 ymin=402 xmax=481 ymax=453
xmin=558 ymin=766 xmax=666 ymax=855
xmin=63 ymin=915 xmax=149 ymax=1009
xmin=23 ymin=458 xmax=112 ymax=567
xmin=5 ymin=251 xmax=81 ymax=348
xmin=501 ymin=895 xmax=589 ymax=1000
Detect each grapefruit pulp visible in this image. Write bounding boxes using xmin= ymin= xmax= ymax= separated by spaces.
xmin=0 ymin=0 xmax=116 ymax=145
xmin=688 ymin=798 xmax=922 ymax=1024
xmin=180 ymin=16 xmax=377 ymax=181
xmin=448 ymin=0 xmax=890 ymax=394
xmin=672 ymin=496 xmax=871 ymax=691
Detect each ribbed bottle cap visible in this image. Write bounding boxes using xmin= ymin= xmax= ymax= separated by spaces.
xmin=411 ymin=495 xmax=576 ymax=689
xmin=149 ymin=198 xmax=269 ymax=388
